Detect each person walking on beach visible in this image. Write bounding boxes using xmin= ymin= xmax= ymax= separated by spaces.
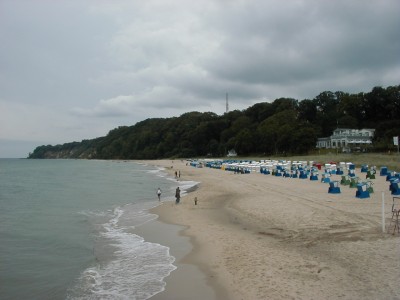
xmin=175 ymin=187 xmax=181 ymax=204
xmin=157 ymin=188 xmax=162 ymax=201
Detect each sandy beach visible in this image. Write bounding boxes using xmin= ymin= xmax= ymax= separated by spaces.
xmin=143 ymin=159 xmax=400 ymax=300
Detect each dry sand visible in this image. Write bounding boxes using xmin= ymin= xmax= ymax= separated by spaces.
xmin=143 ymin=160 xmax=400 ymax=300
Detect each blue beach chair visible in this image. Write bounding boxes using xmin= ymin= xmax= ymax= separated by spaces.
xmin=336 ymin=166 xmax=344 ymax=175
xmin=380 ymin=166 xmax=388 ymax=176
xmin=390 ymin=180 xmax=400 ymax=195
xmin=328 ymin=181 xmax=341 ymax=194
xmin=321 ymin=173 xmax=330 ymax=183
xmin=310 ymin=170 xmax=318 ymax=181
xmin=356 ymin=183 xmax=370 ymax=199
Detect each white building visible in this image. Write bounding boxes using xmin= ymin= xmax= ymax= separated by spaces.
xmin=227 ymin=149 xmax=237 ymax=157
xmin=317 ymin=128 xmax=375 ymax=151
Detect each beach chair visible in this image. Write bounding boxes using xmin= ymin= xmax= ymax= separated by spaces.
xmin=348 ymin=169 xmax=356 ymax=178
xmin=390 ymin=180 xmax=400 ymax=195
xmin=336 ymin=166 xmax=344 ymax=175
xmin=366 ymin=169 xmax=376 ymax=179
xmin=355 ymin=183 xmax=370 ymax=199
xmin=310 ymin=170 xmax=318 ymax=181
xmin=262 ymin=167 xmax=271 ymax=175
xmin=361 ymin=164 xmax=368 ymax=173
xmin=380 ymin=166 xmax=388 ymax=176
xmin=386 ymin=171 xmax=395 ymax=182
xmin=299 ymin=170 xmax=307 ymax=179
xmin=349 ymin=177 xmax=359 ymax=188
xmin=387 ymin=197 xmax=400 ymax=235
xmin=321 ymin=173 xmax=330 ymax=183
xmin=341 ymin=175 xmax=350 ymax=186
xmin=299 ymin=167 xmax=308 ymax=179
xmin=328 ymin=181 xmax=341 ymax=194
xmin=366 ymin=180 xmax=374 ymax=193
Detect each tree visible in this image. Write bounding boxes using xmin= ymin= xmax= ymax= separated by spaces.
xmin=28 ymin=85 xmax=400 ymax=158
xmin=298 ymin=99 xmax=317 ymax=124
xmin=336 ymin=93 xmax=363 ymax=127
xmin=313 ymin=91 xmax=340 ymax=136
xmin=235 ymin=129 xmax=254 ymax=155
xmin=257 ymin=110 xmax=297 ymax=155
xmin=245 ymin=102 xmax=275 ymax=122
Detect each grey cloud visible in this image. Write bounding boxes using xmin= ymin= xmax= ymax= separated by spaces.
xmin=202 ymin=0 xmax=400 ymax=95
xmin=1 ymin=0 xmax=399 ymax=156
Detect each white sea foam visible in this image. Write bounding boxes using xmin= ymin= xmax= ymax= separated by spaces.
xmin=178 ymin=180 xmax=200 ymax=194
xmin=146 ymin=167 xmax=169 ymax=179
xmin=68 ymin=204 xmax=176 ymax=300
xmin=67 ymin=164 xmax=199 ymax=299
xmin=78 ymin=210 xmax=108 ymax=217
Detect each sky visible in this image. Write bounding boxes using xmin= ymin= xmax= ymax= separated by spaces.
xmin=1 ymin=0 xmax=399 ymax=158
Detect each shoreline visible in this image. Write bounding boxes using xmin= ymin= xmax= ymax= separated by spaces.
xmin=134 ymin=160 xmax=223 ymax=300
xmin=133 ymin=215 xmax=219 ymax=300
xmin=140 ymin=159 xmax=400 ymax=300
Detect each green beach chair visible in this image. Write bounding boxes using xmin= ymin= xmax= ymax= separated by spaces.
xmin=341 ymin=175 xmax=350 ymax=186
xmin=366 ymin=180 xmax=374 ymax=193
xmin=366 ymin=170 xmax=376 ymax=180
xmin=349 ymin=177 xmax=359 ymax=188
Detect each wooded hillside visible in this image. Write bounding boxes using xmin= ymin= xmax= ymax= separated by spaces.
xmin=28 ymin=85 xmax=400 ymax=159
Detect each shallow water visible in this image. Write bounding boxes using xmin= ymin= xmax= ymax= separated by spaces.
xmin=0 ymin=159 xmax=195 ymax=300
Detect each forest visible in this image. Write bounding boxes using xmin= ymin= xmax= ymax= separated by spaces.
xmin=28 ymin=85 xmax=400 ymax=159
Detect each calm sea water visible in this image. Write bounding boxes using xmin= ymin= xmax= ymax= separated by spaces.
xmin=0 ymin=159 xmax=196 ymax=300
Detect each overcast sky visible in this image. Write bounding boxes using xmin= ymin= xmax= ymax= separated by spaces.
xmin=1 ymin=0 xmax=399 ymax=157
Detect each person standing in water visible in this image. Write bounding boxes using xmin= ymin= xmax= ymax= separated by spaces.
xmin=175 ymin=187 xmax=181 ymax=204
xmin=157 ymin=188 xmax=162 ymax=201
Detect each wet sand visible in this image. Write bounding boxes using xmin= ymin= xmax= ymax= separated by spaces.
xmin=142 ymin=159 xmax=400 ymax=300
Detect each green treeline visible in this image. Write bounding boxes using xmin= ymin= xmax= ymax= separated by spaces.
xmin=28 ymin=85 xmax=400 ymax=159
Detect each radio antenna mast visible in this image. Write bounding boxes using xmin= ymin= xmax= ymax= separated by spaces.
xmin=226 ymin=92 xmax=229 ymax=113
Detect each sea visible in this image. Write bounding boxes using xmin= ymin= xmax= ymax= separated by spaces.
xmin=0 ymin=159 xmax=197 ymax=300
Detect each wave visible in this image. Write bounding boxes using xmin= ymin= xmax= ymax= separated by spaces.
xmin=67 ymin=204 xmax=176 ymax=300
